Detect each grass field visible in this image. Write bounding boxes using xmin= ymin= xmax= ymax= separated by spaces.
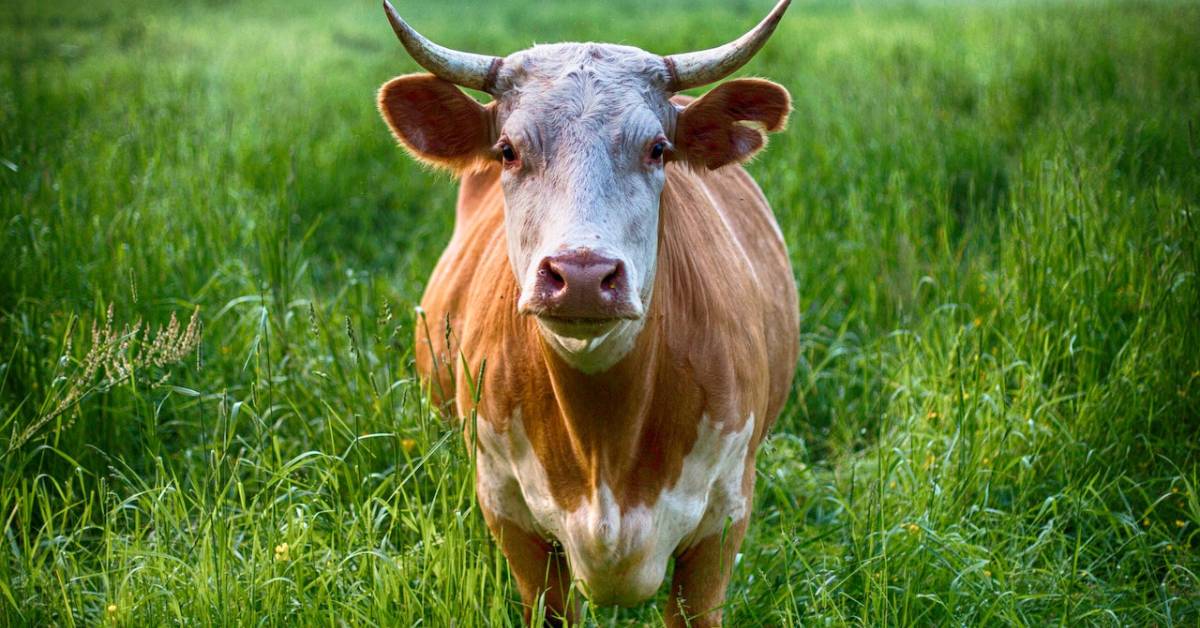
xmin=3 ymin=0 xmax=1200 ymax=624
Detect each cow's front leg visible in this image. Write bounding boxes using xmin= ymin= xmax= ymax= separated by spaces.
xmin=666 ymin=515 xmax=749 ymax=628
xmin=480 ymin=505 xmax=578 ymax=626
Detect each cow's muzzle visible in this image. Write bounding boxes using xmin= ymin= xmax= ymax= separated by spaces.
xmin=518 ymin=249 xmax=643 ymax=327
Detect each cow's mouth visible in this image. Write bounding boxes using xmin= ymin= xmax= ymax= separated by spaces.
xmin=536 ymin=314 xmax=625 ymax=339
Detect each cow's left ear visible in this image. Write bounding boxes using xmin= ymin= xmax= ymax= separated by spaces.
xmin=673 ymin=79 xmax=791 ymax=170
xmin=378 ymin=73 xmax=495 ymax=173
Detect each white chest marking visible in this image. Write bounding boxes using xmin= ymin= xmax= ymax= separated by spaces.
xmin=474 ymin=410 xmax=755 ymax=606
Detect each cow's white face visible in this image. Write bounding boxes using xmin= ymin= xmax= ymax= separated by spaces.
xmin=378 ymin=20 xmax=791 ymax=373
xmin=491 ymin=45 xmax=676 ymax=359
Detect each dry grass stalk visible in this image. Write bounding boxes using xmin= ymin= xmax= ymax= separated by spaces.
xmin=5 ymin=304 xmax=202 ymax=456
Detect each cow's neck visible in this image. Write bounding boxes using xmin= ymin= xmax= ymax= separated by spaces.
xmin=537 ymin=311 xmax=664 ymax=484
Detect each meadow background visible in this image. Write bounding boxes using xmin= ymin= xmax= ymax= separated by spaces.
xmin=2 ymin=0 xmax=1199 ymax=624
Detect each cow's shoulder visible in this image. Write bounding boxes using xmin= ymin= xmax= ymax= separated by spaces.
xmin=415 ymin=163 xmax=508 ymax=414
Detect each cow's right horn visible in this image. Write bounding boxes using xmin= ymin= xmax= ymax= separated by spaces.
xmin=382 ymin=0 xmax=503 ymax=94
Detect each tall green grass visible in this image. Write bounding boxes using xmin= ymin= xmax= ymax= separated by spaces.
xmin=2 ymin=0 xmax=1198 ymax=624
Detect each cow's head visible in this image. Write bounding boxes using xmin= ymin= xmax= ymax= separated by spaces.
xmin=378 ymin=0 xmax=791 ymax=371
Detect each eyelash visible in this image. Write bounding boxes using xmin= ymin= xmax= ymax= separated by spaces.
xmin=649 ymin=141 xmax=667 ymax=161
xmin=648 ymin=137 xmax=670 ymax=164
xmin=497 ymin=139 xmax=519 ymax=166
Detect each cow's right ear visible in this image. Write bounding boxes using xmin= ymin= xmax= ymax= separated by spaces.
xmin=377 ymin=74 xmax=495 ymax=173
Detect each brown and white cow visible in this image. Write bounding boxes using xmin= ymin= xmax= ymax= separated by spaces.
xmin=377 ymin=1 xmax=799 ymax=624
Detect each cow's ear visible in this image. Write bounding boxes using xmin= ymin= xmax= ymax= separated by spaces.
xmin=378 ymin=74 xmax=495 ymax=173
xmin=673 ymin=79 xmax=790 ymax=170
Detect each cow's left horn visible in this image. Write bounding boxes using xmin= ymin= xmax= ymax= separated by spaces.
xmin=662 ymin=0 xmax=791 ymax=92
xmin=382 ymin=0 xmax=503 ymax=94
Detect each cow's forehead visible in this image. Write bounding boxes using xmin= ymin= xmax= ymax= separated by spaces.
xmin=494 ymin=43 xmax=675 ymax=141
xmin=500 ymin=43 xmax=670 ymax=88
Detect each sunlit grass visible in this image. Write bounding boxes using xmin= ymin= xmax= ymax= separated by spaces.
xmin=1 ymin=0 xmax=1198 ymax=625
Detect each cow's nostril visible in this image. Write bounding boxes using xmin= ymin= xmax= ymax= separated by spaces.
xmin=538 ymin=262 xmax=565 ymax=290
xmin=601 ymin=268 xmax=621 ymax=291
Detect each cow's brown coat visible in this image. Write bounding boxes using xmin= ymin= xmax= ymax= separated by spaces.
xmin=414 ymin=140 xmax=798 ymax=623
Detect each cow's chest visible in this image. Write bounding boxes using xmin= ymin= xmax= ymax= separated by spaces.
xmin=474 ymin=410 xmax=755 ymax=606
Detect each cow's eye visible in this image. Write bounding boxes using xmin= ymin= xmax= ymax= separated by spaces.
xmin=499 ymin=142 xmax=518 ymax=164
xmin=649 ymin=140 xmax=667 ymax=162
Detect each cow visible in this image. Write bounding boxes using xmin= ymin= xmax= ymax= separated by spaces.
xmin=376 ymin=0 xmax=799 ymax=624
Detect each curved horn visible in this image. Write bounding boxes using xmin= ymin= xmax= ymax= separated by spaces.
xmin=382 ymin=0 xmax=503 ymax=93
xmin=663 ymin=0 xmax=791 ymax=92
